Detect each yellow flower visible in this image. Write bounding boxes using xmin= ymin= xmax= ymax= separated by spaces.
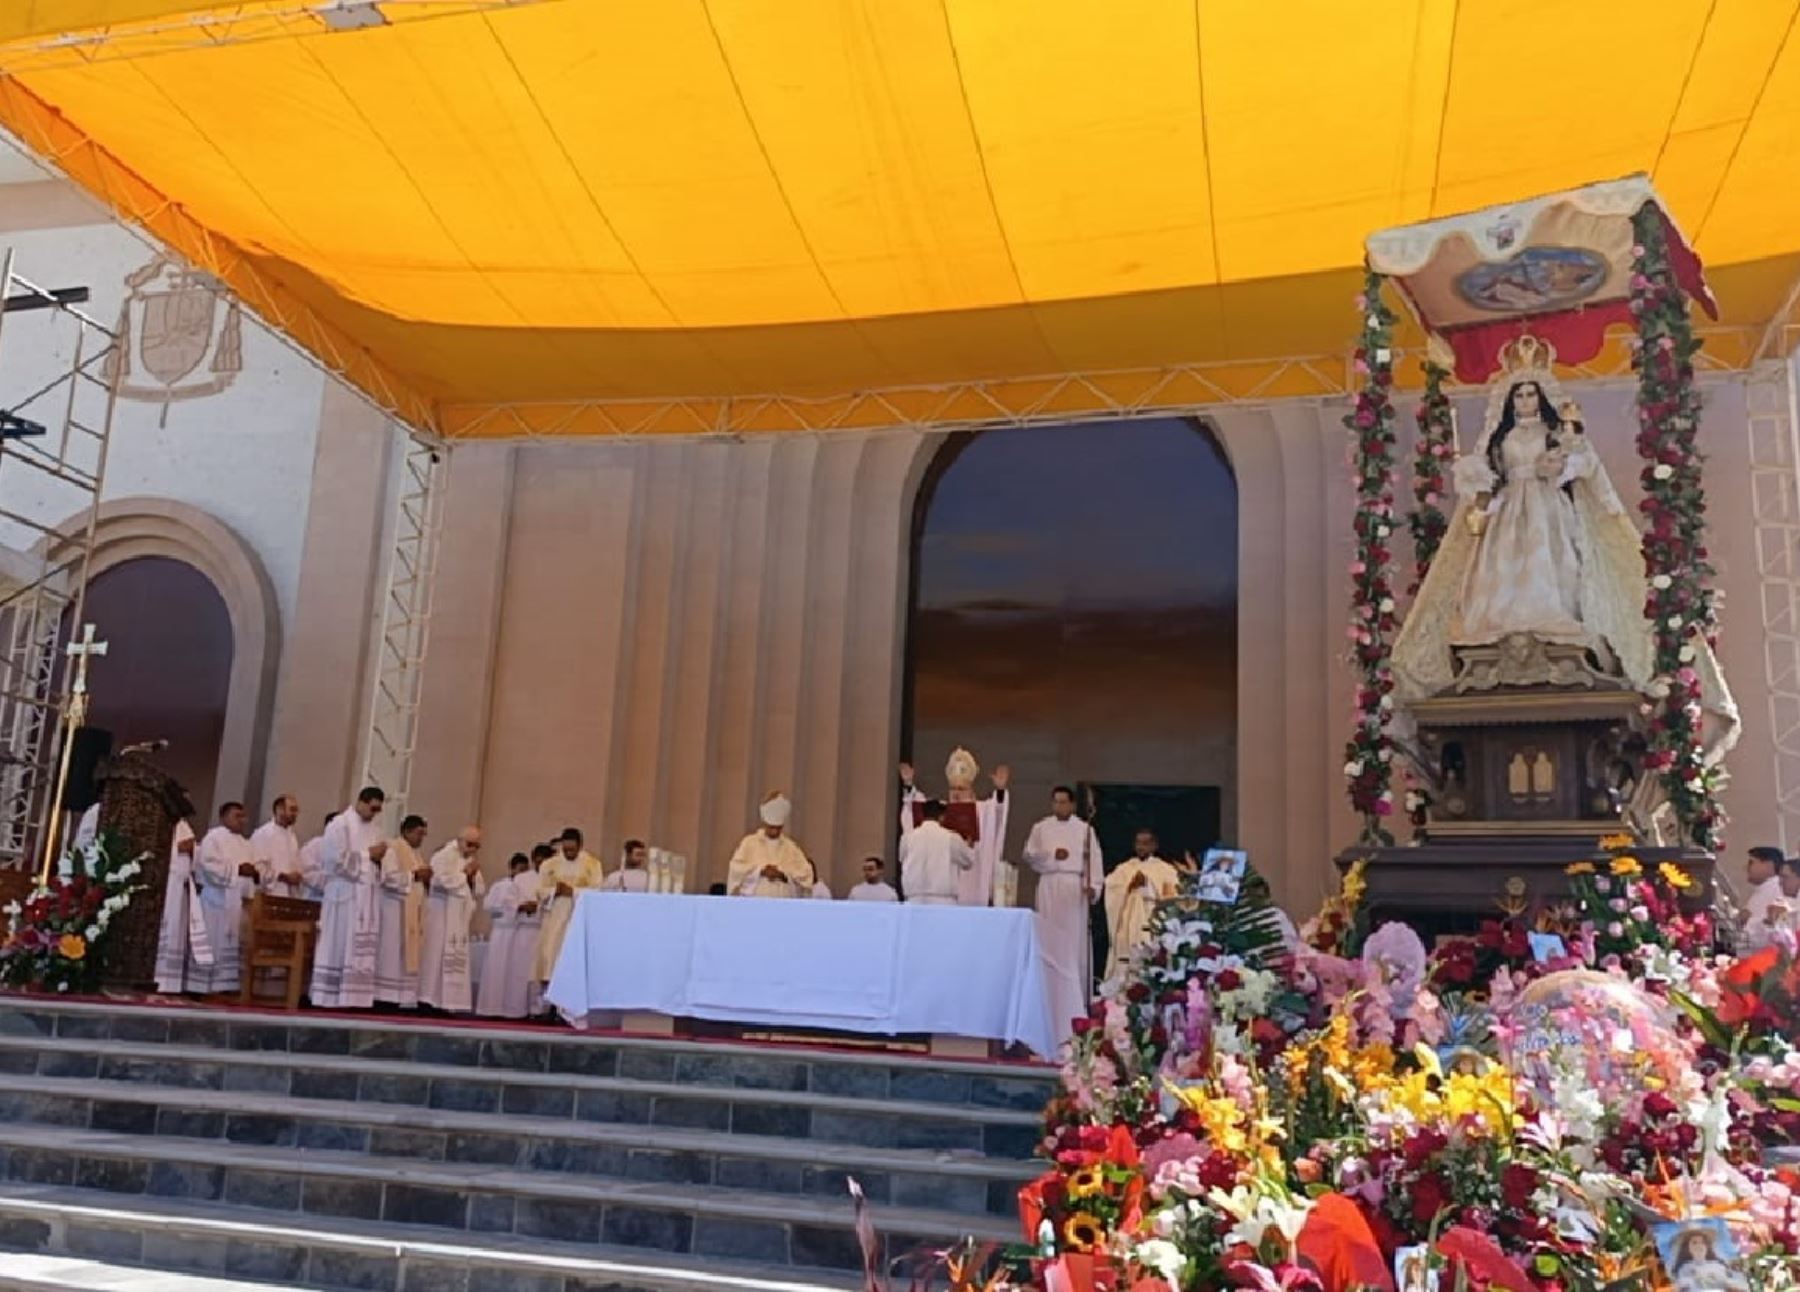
xmin=1659 ymin=862 xmax=1693 ymax=891
xmin=1565 ymin=861 xmax=1596 ymax=876
xmin=1166 ymin=1082 xmax=1251 ymax=1156
xmin=56 ymin=933 xmax=85 ymax=961
xmin=1063 ymin=1214 xmax=1105 ymax=1252
xmin=1598 ymin=832 xmax=1637 ymax=852
xmin=1610 ymin=856 xmax=1642 ymax=878
xmin=1067 ymin=1166 xmax=1103 ymax=1198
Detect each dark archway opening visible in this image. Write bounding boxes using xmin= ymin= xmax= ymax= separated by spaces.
xmin=78 ymin=556 xmax=234 ymax=815
xmin=903 ymin=417 xmax=1239 ymax=874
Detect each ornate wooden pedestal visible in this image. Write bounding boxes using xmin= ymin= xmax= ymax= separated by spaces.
xmin=94 ymin=754 xmax=192 ymax=992
xmin=1337 ymin=661 xmax=1715 ymax=939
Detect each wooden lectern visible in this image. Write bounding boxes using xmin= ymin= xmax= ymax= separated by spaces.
xmin=93 ymin=753 xmax=193 ymax=992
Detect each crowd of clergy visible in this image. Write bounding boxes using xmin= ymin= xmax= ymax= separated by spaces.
xmin=139 ymin=757 xmax=1191 ymax=1046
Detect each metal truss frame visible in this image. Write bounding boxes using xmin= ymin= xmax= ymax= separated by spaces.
xmin=1747 ymin=357 xmax=1800 ymax=854
xmin=357 ymin=432 xmax=448 ymax=824
xmin=0 ymin=251 xmax=121 ymax=868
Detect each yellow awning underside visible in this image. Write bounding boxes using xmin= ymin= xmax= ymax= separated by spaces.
xmin=4 ymin=0 xmax=1800 ymax=437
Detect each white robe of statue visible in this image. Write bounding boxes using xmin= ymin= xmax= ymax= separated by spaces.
xmin=152 ymin=820 xmax=199 ymax=993
xmin=1023 ymin=813 xmax=1104 ymax=1053
xmin=310 ymin=809 xmax=384 ymax=1009
xmin=476 ymin=870 xmax=542 ymax=1019
xmin=418 ymin=841 xmax=485 ymax=1012
xmin=1392 ymin=344 xmax=1739 ymax=765
xmin=188 ymin=825 xmax=252 ymax=993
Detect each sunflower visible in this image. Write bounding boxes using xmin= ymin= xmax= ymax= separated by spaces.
xmin=1067 ymin=1166 xmax=1104 ymax=1198
xmin=1609 ymin=856 xmax=1642 ymax=878
xmin=1565 ymin=861 xmax=1596 ymax=876
xmin=1063 ymin=1214 xmax=1105 ymax=1252
xmin=1598 ymin=832 xmax=1637 ymax=852
xmin=1659 ymin=862 xmax=1694 ymax=891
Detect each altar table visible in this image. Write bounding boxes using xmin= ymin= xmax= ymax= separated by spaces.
xmin=543 ymin=893 xmax=1059 ymax=1058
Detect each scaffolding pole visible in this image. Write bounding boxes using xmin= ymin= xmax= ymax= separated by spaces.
xmin=0 ymin=249 xmax=121 ymax=868
xmin=1748 ymin=357 xmax=1800 ymax=854
xmin=358 ymin=432 xmax=448 ymax=823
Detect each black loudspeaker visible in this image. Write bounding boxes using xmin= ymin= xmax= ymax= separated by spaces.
xmin=64 ymin=726 xmax=112 ymax=813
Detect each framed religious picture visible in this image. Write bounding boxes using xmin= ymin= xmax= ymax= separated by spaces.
xmin=1194 ymin=848 xmax=1247 ymax=905
xmin=1653 ymin=1217 xmax=1748 ymax=1292
xmin=1393 ymin=1246 xmax=1438 ymax=1292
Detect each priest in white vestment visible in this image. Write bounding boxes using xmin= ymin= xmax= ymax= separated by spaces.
xmin=477 ymin=851 xmax=542 ymax=1018
xmin=418 ymin=827 xmax=486 ymax=1013
xmin=294 ymin=815 xmax=333 ymax=901
xmin=375 ymin=814 xmax=429 ymax=1008
xmin=250 ymin=794 xmax=306 ymax=897
xmin=1743 ymin=848 xmax=1798 ymax=950
xmin=1023 ymin=786 xmax=1104 ymax=1052
xmin=1101 ymin=829 xmax=1183 ymax=981
xmin=534 ymin=827 xmax=607 ymax=984
xmin=152 ymin=820 xmax=199 ymax=993
xmin=901 ymin=800 xmax=975 ymax=905
xmin=188 ymin=802 xmax=258 ymax=993
xmin=727 ymin=794 xmax=815 ymax=898
xmin=310 ymin=788 xmax=387 ymax=1009
xmin=900 ymin=751 xmax=1010 ymax=907
xmin=848 ymin=857 xmax=898 ymax=903
xmin=600 ymin=840 xmax=652 ymax=892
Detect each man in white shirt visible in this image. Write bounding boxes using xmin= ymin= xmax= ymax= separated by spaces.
xmin=310 ymin=787 xmax=387 ymax=1009
xmin=189 ymin=802 xmax=259 ymax=993
xmin=1023 ymin=785 xmax=1103 ymax=1052
xmin=1743 ymin=845 xmax=1785 ymax=950
xmin=418 ymin=826 xmax=486 ymax=1013
xmin=847 ymin=856 xmax=898 ymax=903
xmin=601 ymin=839 xmax=652 ymax=892
xmin=250 ymin=794 xmax=306 ymax=897
xmin=901 ymin=799 xmax=974 ymax=905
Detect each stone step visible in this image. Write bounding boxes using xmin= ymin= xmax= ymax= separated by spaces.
xmin=0 ymin=1034 xmax=1042 ymax=1162
xmin=0 ymin=1076 xmax=1034 ymax=1217
xmin=0 ymin=1253 xmax=296 ymax=1292
xmin=0 ymin=1123 xmax=1016 ymax=1268
xmin=0 ymin=998 xmax=1056 ymax=1113
xmin=0 ymin=1180 xmax=868 ymax=1292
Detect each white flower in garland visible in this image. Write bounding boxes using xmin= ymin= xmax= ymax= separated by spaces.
xmin=1651 ymin=573 xmax=1672 ymax=590
xmin=1653 ymin=463 xmax=1674 ymax=480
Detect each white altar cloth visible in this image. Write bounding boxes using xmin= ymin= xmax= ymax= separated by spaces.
xmin=544 ymin=893 xmax=1059 ymax=1058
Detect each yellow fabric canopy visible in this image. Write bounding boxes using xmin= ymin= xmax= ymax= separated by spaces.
xmin=3 ymin=0 xmax=1799 ymax=436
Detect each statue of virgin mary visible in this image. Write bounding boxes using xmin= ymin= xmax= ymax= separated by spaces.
xmin=1391 ymin=337 xmax=1738 ymax=760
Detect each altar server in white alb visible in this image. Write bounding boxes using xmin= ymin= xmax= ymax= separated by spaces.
xmin=727 ymin=794 xmax=815 ymax=898
xmin=477 ymin=851 xmax=543 ymax=1019
xmin=899 ymin=750 xmax=1010 ymax=906
xmin=1024 ymin=785 xmax=1104 ymax=1050
xmin=848 ymin=856 xmax=898 ymax=903
xmin=375 ymin=814 xmax=429 ymax=1009
xmin=187 ymin=802 xmax=258 ymax=993
xmin=294 ymin=814 xmax=334 ymax=901
xmin=601 ymin=839 xmax=652 ymax=892
xmin=152 ymin=819 xmax=200 ymax=993
xmin=310 ymin=787 xmax=387 ymax=1009
xmin=901 ymin=799 xmax=975 ymax=905
xmin=1102 ymin=829 xmax=1183 ymax=980
xmin=250 ymin=794 xmax=308 ymax=898
xmin=418 ymin=826 xmax=486 ymax=1013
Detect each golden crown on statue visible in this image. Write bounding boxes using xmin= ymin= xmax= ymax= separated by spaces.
xmin=1483 ymin=334 xmax=1579 ymax=432
xmin=1496 ymin=334 xmax=1556 ymax=377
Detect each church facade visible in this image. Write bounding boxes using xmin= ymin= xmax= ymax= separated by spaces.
xmin=2 ymin=140 xmax=1792 ymax=911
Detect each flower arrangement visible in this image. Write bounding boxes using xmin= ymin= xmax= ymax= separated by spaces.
xmin=0 ymin=831 xmax=147 ymax=994
xmin=1406 ymin=359 xmax=1454 ymax=598
xmin=1629 ymin=206 xmax=1724 ymax=851
xmin=1345 ymin=266 xmax=1402 ymax=843
xmin=1007 ymin=861 xmax=1799 ymax=1292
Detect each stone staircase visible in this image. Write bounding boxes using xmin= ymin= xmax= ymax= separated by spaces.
xmin=0 ymin=998 xmax=1053 ymax=1291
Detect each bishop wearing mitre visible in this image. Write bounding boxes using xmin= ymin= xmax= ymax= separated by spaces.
xmin=1101 ymin=828 xmax=1183 ymax=981
xmin=899 ymin=748 xmax=1009 ymax=906
xmin=727 ymin=794 xmax=815 ymax=897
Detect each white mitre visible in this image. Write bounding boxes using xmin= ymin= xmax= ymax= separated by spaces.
xmin=759 ymin=793 xmax=792 ymax=828
xmin=945 ymin=747 xmax=979 ymax=794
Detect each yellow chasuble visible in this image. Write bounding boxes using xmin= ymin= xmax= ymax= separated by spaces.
xmin=386 ymin=837 xmax=428 ymax=976
xmin=1102 ymin=856 xmax=1182 ymax=980
xmin=532 ymin=849 xmax=606 ymax=982
xmin=726 ymin=832 xmax=814 ymax=898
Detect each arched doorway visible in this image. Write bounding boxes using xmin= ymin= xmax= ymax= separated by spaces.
xmin=904 ymin=417 xmax=1239 ymax=864
xmin=78 ymin=556 xmax=235 ymax=816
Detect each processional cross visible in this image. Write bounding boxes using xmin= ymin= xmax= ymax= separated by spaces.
xmin=36 ymin=624 xmax=108 ymax=890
